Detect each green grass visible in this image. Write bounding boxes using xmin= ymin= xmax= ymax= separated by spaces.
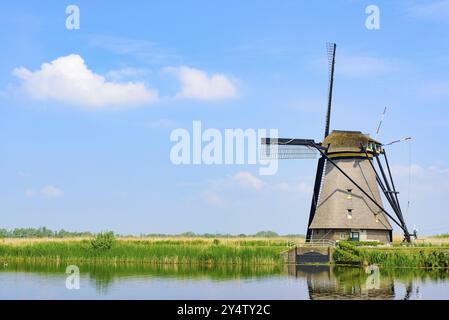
xmin=333 ymin=242 xmax=449 ymax=268
xmin=0 ymin=239 xmax=286 ymax=266
xmin=5 ymin=237 xmax=448 ymax=268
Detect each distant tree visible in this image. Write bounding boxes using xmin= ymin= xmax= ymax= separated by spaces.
xmin=0 ymin=228 xmax=9 ymax=237
xmin=178 ymin=232 xmax=196 ymax=237
xmin=254 ymin=231 xmax=279 ymax=238
xmin=0 ymin=227 xmax=93 ymax=238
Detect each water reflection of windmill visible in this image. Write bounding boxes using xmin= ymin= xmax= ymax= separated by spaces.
xmin=262 ymin=43 xmax=412 ymax=242
xmin=290 ymin=265 xmax=396 ymax=300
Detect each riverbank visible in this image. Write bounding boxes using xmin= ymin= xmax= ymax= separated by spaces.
xmin=2 ymin=237 xmax=449 ymax=268
xmin=0 ymin=237 xmax=290 ymax=265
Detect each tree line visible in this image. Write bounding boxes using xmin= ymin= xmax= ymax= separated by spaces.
xmin=0 ymin=227 xmax=304 ymax=238
xmin=0 ymin=227 xmax=93 ymax=238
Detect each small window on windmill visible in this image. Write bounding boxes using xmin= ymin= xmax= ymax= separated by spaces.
xmin=366 ymin=142 xmax=374 ymax=152
xmin=375 ymin=143 xmax=381 ymax=154
xmin=346 ymin=189 xmax=353 ymax=200
xmin=347 ymin=209 xmax=353 ymax=219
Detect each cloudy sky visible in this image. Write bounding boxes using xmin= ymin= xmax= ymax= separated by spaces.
xmin=1 ymin=0 xmax=449 ymax=236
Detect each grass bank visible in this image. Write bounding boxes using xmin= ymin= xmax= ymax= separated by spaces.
xmin=0 ymin=237 xmax=291 ymax=266
xmin=333 ymin=241 xmax=449 ymax=268
xmin=3 ymin=236 xmax=449 ymax=268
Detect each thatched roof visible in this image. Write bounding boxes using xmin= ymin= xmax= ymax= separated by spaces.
xmin=322 ymin=130 xmax=381 ymax=154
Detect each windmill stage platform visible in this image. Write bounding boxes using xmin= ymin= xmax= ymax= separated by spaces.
xmin=281 ymin=240 xmax=336 ymax=265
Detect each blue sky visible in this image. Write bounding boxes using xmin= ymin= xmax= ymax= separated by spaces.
xmin=1 ymin=0 xmax=449 ymax=236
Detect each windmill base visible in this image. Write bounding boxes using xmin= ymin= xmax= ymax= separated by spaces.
xmin=310 ymin=228 xmax=392 ymax=243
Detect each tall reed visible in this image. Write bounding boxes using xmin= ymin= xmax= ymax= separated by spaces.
xmin=0 ymin=238 xmax=285 ymax=266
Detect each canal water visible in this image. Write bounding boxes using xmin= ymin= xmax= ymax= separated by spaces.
xmin=1 ymin=263 xmax=448 ymax=299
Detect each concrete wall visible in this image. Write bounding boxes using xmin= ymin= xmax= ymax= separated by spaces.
xmin=282 ymin=246 xmax=334 ymax=265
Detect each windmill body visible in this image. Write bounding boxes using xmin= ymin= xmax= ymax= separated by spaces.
xmin=309 ymin=130 xmax=392 ymax=242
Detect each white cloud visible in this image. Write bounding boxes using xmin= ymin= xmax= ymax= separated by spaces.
xmin=25 ymin=185 xmax=64 ymax=198
xmin=105 ymin=67 xmax=152 ymax=81
xmin=392 ymin=163 xmax=449 ymax=177
xmin=232 ymin=171 xmax=264 ymax=190
xmin=391 ymin=163 xmax=449 ymax=194
xmin=273 ymin=181 xmax=313 ymax=195
xmin=201 ymin=190 xmax=224 ymax=206
xmin=209 ymin=171 xmax=313 ymax=193
xmin=41 ymin=186 xmax=64 ymax=197
xmin=389 ymin=163 xmax=449 ymax=234
xmin=17 ymin=171 xmax=31 ymax=178
xmin=13 ymin=54 xmax=159 ymax=109
xmin=167 ymin=66 xmax=238 ymax=101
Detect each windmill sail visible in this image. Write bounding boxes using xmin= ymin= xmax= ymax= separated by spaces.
xmin=306 ymin=43 xmax=336 ymax=241
xmin=324 ymin=43 xmax=336 ymax=138
xmin=306 ymin=157 xmax=326 ymax=240
xmin=260 ymin=138 xmax=318 ymax=160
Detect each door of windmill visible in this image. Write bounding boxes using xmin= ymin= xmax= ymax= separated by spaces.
xmin=349 ymin=231 xmax=360 ymax=241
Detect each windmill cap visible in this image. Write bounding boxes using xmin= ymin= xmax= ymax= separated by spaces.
xmin=323 ymin=130 xmax=381 ymax=155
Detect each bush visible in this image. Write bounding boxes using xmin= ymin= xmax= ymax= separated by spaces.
xmin=333 ymin=241 xmax=364 ymax=265
xmin=337 ymin=241 xmax=358 ymax=252
xmin=333 ymin=248 xmax=363 ymax=265
xmin=352 ymin=241 xmax=382 ymax=247
xmin=91 ymin=231 xmax=116 ymax=250
xmin=338 ymin=240 xmax=381 ymax=247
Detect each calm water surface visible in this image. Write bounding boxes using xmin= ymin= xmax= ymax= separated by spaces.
xmin=1 ymin=263 xmax=448 ymax=299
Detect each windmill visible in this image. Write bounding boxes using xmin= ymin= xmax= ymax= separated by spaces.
xmin=261 ymin=43 xmax=411 ymax=243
